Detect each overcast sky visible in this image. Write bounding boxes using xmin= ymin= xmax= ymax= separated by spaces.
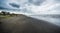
xmin=0 ymin=0 xmax=60 ymax=15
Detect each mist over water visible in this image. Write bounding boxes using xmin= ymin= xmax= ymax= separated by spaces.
xmin=29 ymin=15 xmax=60 ymax=26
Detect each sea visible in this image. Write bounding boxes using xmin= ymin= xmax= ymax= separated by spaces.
xmin=29 ymin=14 xmax=60 ymax=26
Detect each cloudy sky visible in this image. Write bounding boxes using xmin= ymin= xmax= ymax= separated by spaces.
xmin=0 ymin=0 xmax=60 ymax=15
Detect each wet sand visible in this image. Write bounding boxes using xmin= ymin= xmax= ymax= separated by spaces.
xmin=0 ymin=15 xmax=60 ymax=33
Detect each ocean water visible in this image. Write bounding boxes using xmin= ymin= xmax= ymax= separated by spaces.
xmin=30 ymin=15 xmax=60 ymax=26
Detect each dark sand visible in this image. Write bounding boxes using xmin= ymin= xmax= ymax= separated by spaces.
xmin=0 ymin=15 xmax=60 ymax=33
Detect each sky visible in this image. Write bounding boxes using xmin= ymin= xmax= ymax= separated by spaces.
xmin=0 ymin=0 xmax=60 ymax=15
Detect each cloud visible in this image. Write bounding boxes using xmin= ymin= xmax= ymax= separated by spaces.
xmin=0 ymin=0 xmax=60 ymax=15
xmin=0 ymin=7 xmax=7 ymax=10
xmin=9 ymin=3 xmax=20 ymax=8
xmin=0 ymin=6 xmax=20 ymax=11
xmin=54 ymin=0 xmax=60 ymax=3
xmin=25 ymin=0 xmax=60 ymax=14
xmin=28 ymin=0 xmax=45 ymax=6
xmin=0 ymin=0 xmax=21 ymax=11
